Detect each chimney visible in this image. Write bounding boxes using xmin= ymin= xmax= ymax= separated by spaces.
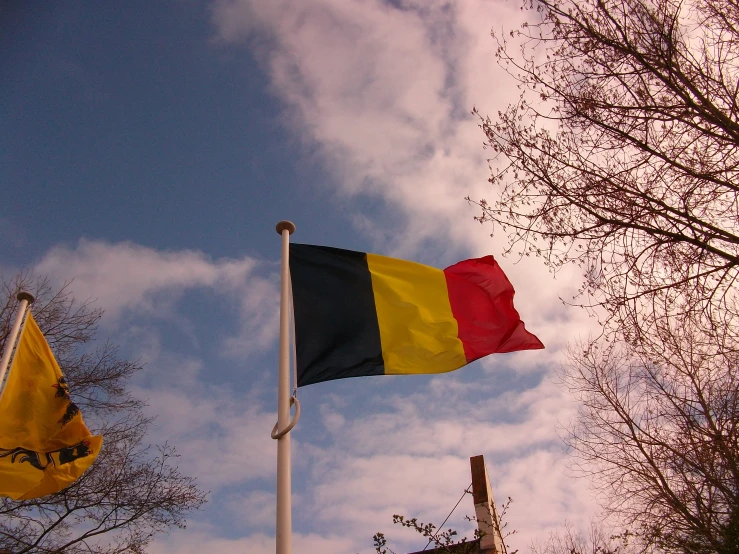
xmin=470 ymin=455 xmax=506 ymax=554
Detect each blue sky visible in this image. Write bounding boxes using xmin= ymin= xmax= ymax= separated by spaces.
xmin=1 ymin=1 xmax=600 ymax=553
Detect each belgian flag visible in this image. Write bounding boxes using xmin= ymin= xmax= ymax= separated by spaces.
xmin=290 ymin=244 xmax=544 ymax=386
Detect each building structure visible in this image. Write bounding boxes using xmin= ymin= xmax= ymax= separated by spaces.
xmin=407 ymin=455 xmax=506 ymax=554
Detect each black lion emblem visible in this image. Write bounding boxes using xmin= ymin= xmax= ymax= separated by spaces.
xmin=0 ymin=440 xmax=94 ymax=471
xmin=51 ymin=377 xmax=80 ymax=428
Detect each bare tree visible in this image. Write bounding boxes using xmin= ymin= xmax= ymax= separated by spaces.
xmin=0 ymin=273 xmax=207 ymax=553
xmin=472 ymin=1 xmax=739 ymax=552
xmin=562 ymin=315 xmax=739 ymax=554
xmin=530 ymin=522 xmax=631 ymax=554
xmin=472 ymin=0 xmax=739 ymax=340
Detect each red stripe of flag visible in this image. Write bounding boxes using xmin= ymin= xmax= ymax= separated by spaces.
xmin=443 ymin=256 xmax=544 ymax=363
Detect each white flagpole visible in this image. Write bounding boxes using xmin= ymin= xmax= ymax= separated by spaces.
xmin=275 ymin=220 xmax=296 ymax=554
xmin=0 ymin=291 xmax=35 ymax=399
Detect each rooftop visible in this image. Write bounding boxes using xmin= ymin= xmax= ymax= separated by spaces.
xmin=408 ymin=539 xmax=484 ymax=554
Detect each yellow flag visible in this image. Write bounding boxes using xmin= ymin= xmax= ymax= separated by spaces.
xmin=0 ymin=312 xmax=102 ymax=500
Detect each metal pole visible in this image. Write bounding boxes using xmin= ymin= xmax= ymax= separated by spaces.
xmin=275 ymin=220 xmax=296 ymax=554
xmin=0 ymin=291 xmax=35 ymax=400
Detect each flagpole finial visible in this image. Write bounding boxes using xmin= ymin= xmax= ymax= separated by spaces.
xmin=276 ymin=221 xmax=296 ymax=235
xmin=16 ymin=292 xmax=34 ymax=304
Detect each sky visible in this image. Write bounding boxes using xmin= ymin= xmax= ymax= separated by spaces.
xmin=1 ymin=1 xmax=602 ymax=553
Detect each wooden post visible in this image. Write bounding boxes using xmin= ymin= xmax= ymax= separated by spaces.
xmin=470 ymin=455 xmax=506 ymax=554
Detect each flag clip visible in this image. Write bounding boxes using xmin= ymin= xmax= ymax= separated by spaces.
xmin=270 ymin=395 xmax=300 ymax=440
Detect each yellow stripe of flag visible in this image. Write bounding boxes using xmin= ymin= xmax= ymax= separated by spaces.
xmin=367 ymin=253 xmax=467 ymax=375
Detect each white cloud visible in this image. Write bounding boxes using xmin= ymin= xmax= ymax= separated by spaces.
xmin=312 ymin=371 xmax=572 ymax=458
xmin=209 ymin=0 xmax=595 ymax=336
xmin=142 ymin=383 xmax=277 ymax=490
xmin=33 ymin=239 xmax=279 ymax=357
xmin=140 ymin=360 xmax=594 ymax=553
xmin=228 ymin=490 xmax=276 ymax=528
xmin=211 ymin=0 xmax=524 ymax=256
xmin=128 ymin=350 xmax=277 ymax=490
xmin=35 ymin=240 xmax=254 ymax=318
xmin=269 ymin=375 xmax=590 ymax=551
